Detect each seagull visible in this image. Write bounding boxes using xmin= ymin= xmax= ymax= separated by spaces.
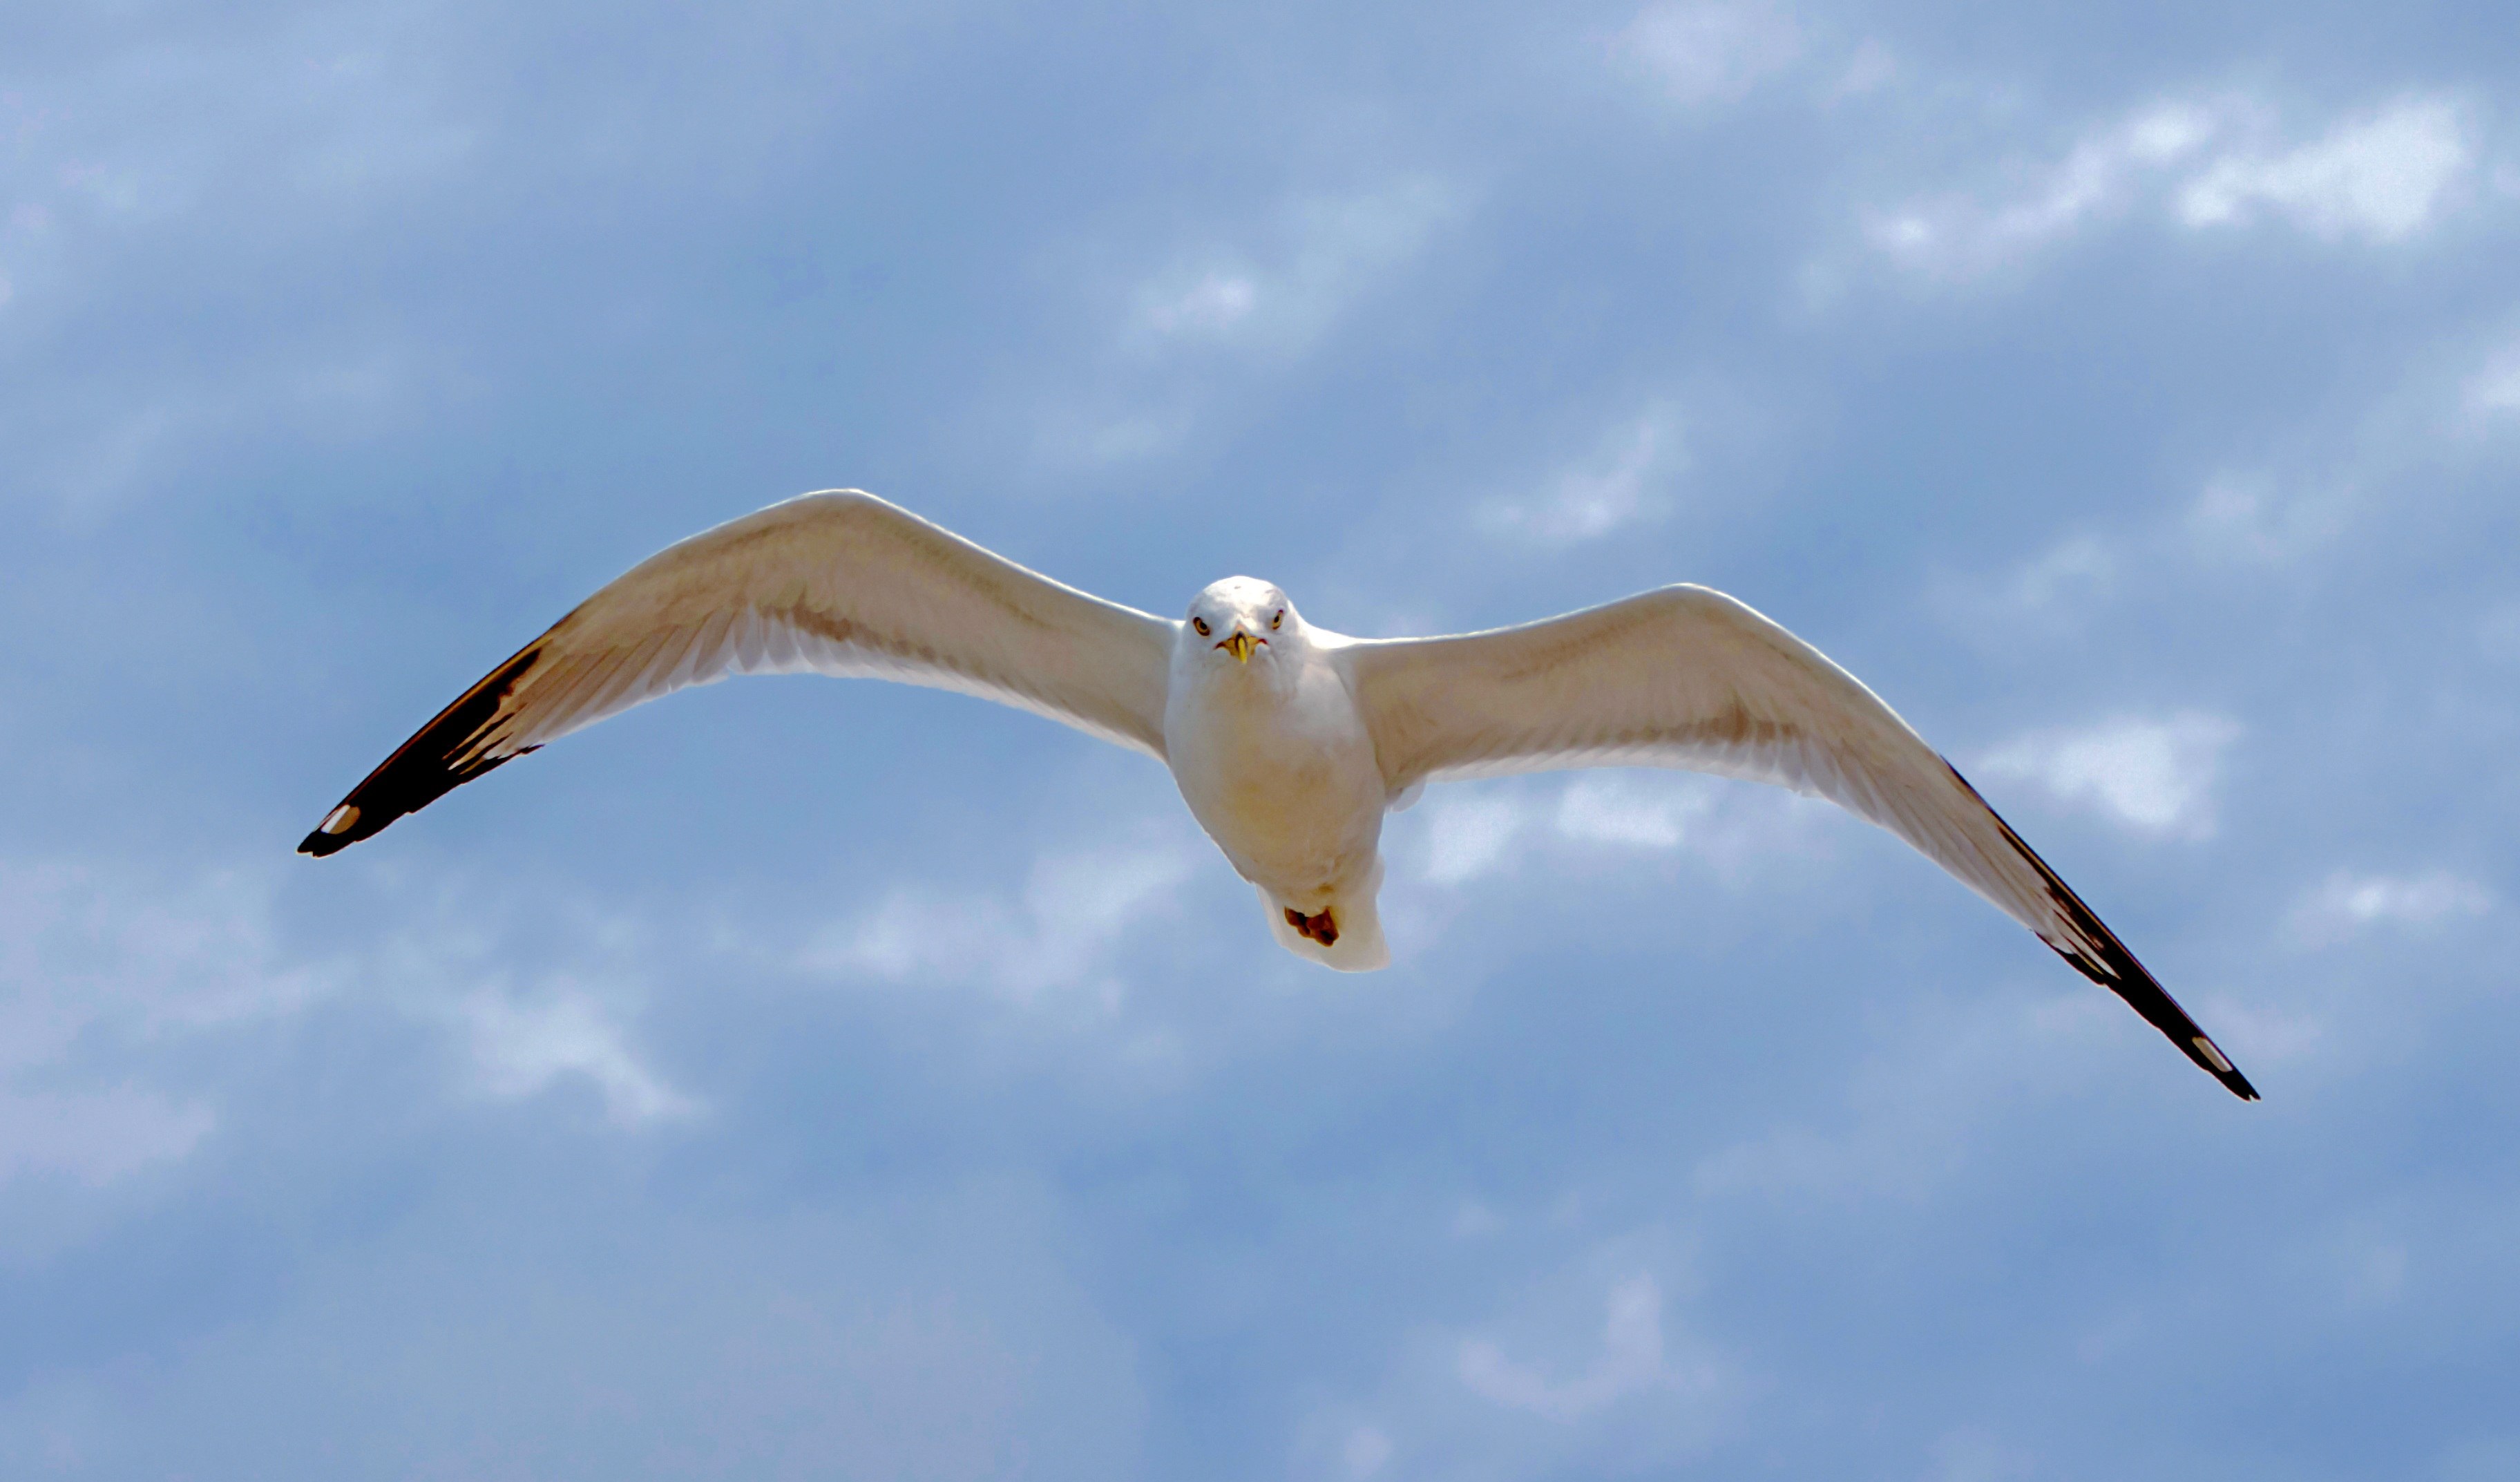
xmin=300 ymin=490 xmax=2258 ymax=1099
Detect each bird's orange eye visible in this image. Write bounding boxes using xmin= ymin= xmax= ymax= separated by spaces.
xmin=1270 ymin=609 xmax=1283 ymax=629
xmin=1193 ymin=617 xmax=1211 ymax=636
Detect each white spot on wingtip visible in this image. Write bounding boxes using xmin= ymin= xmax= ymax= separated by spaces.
xmin=321 ymin=804 xmax=360 ymax=835
xmin=2192 ymin=1035 xmax=2234 ymax=1074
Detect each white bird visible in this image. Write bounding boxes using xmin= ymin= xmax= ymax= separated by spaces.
xmin=300 ymin=490 xmax=2257 ymax=1099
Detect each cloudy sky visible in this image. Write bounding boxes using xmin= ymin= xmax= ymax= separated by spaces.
xmin=5 ymin=1 xmax=2518 ymax=1476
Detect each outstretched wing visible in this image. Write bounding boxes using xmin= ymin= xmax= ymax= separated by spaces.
xmin=300 ymin=490 xmax=1176 ymax=855
xmin=1342 ymin=584 xmax=2258 ymax=1100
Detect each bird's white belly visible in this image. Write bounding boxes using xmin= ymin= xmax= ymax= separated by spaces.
xmin=1165 ymin=667 xmax=1385 ymax=905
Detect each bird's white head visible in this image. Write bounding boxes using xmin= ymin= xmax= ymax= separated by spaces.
xmin=1185 ymin=577 xmax=1301 ymax=668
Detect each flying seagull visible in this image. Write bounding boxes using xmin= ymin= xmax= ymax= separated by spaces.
xmin=300 ymin=490 xmax=2258 ymax=1099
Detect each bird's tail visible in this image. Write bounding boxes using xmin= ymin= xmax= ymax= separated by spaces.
xmin=1257 ymin=876 xmax=1390 ymax=972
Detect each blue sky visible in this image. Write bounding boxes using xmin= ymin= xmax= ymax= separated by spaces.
xmin=4 ymin=1 xmax=2518 ymax=1476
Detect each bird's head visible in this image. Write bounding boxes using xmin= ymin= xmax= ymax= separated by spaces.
xmin=1186 ymin=578 xmax=1299 ymax=667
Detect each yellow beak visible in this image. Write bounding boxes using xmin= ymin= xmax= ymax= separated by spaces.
xmin=1221 ymin=629 xmax=1258 ymax=663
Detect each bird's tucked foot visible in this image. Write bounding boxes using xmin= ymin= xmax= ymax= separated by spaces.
xmin=1283 ymin=906 xmax=1339 ymax=946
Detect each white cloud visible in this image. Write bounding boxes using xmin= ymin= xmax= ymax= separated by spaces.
xmin=461 ymin=987 xmax=698 ymax=1127
xmin=13 ymin=341 xmax=435 ymax=513
xmin=2178 ymin=310 xmax=2520 ymax=565
xmin=0 ymin=853 xmax=725 ymax=1181
xmin=2463 ymin=343 xmax=2520 ymax=419
xmin=1478 ymin=406 xmax=1683 ymax=544
xmin=1866 ymin=101 xmax=2218 ymax=277
xmin=0 ymin=861 xmax=312 ymax=1187
xmin=1997 ymin=533 xmax=2116 ymax=612
xmin=1613 ymin=1 xmax=1804 ymax=107
xmin=1056 ymin=179 xmax=1464 ymax=466
xmin=1830 ymin=39 xmax=1896 ymax=101
xmin=1420 ymin=778 xmax=1691 ymax=886
xmin=2178 ymin=98 xmax=2470 ymax=242
xmin=1978 ymin=713 xmax=2242 ymax=839
xmin=1304 ymin=1235 xmax=1740 ymax=1479
xmin=1867 ymin=91 xmax=2474 ymax=281
xmin=2325 ymin=1225 xmax=2412 ymax=1309
xmin=2287 ymin=870 xmax=2493 ymax=947
xmin=1555 ymin=775 xmax=1701 ymax=849
xmin=1457 ymin=1275 xmax=1715 ymax=1421
xmin=1341 ymin=1425 xmax=1394 ymax=1478
xmin=803 ymin=841 xmax=1196 ymax=1006
xmin=2193 ymin=996 xmax=2325 ymax=1070
xmin=1138 ymin=271 xmax=1258 ymax=338
xmin=1934 ymin=533 xmax=2118 ymax=638
xmin=1690 ymin=985 xmax=2168 ymax=1210
xmin=2184 ymin=473 xmax=2356 ymax=564
xmin=0 ymin=1086 xmax=214 ymax=1188
xmin=1423 ymin=792 xmax=1532 ymax=885
xmin=1129 ymin=179 xmax=1461 ymax=357
xmin=1415 ymin=775 xmax=1833 ymax=888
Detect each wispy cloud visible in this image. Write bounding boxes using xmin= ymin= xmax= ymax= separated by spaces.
xmin=14 ymin=344 xmax=430 ymax=513
xmin=1866 ymin=91 xmax=2476 ymax=282
xmin=1978 ymin=713 xmax=2242 ymax=839
xmin=2178 ymin=98 xmax=2471 ymax=242
xmin=2164 ymin=310 xmax=2520 ymax=568
xmin=1612 ymin=1 xmax=1805 ymax=107
xmin=0 ymin=861 xmax=309 ymax=1186
xmin=2182 ymin=471 xmax=2364 ymax=565
xmin=1556 ymin=775 xmax=1697 ymax=848
xmin=1478 ymin=405 xmax=1684 ymax=545
xmin=1414 ymin=774 xmax=1832 ymax=888
xmin=0 ymin=1085 xmax=215 ymax=1188
xmin=1932 ymin=533 xmax=2119 ymax=638
xmin=1340 ymin=1425 xmax=1395 ymax=1479
xmin=0 ymin=853 xmax=724 ymax=1185
xmin=1424 ymin=792 xmax=1534 ymax=886
xmin=2463 ymin=339 xmax=2520 ymax=419
xmin=1458 ymin=1275 xmax=1717 ymax=1421
xmin=1303 ymin=1233 xmax=1741 ymax=1479
xmin=1047 ymin=178 xmax=1466 ymax=465
xmin=1127 ymin=180 xmax=1463 ymax=359
xmin=1692 ymin=984 xmax=2151 ymax=1208
xmin=1866 ymin=101 xmax=2220 ymax=277
xmin=461 ymin=985 xmax=698 ymax=1126
xmin=1137 ymin=271 xmax=1258 ymax=339
xmin=2287 ymin=869 xmax=2493 ymax=947
xmin=802 ymin=840 xmax=1196 ymax=1007
xmin=1610 ymin=1 xmax=1902 ymax=112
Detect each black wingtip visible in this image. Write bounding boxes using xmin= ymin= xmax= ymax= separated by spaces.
xmin=295 ymin=644 xmax=544 ymax=860
xmin=1945 ymin=763 xmax=2264 ymax=1104
xmin=2187 ymin=1034 xmax=2261 ymax=1102
xmin=298 ymin=798 xmax=385 ymax=857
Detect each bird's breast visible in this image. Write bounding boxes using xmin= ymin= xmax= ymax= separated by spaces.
xmin=1164 ymin=661 xmax=1385 ymax=890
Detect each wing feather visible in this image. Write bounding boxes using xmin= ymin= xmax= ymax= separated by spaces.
xmin=301 ymin=490 xmax=1176 ymax=855
xmin=1342 ymin=585 xmax=2258 ymax=1099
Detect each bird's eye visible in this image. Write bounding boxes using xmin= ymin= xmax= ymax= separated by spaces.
xmin=1193 ymin=617 xmax=1211 ymax=636
xmin=1270 ymin=609 xmax=1283 ymax=630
